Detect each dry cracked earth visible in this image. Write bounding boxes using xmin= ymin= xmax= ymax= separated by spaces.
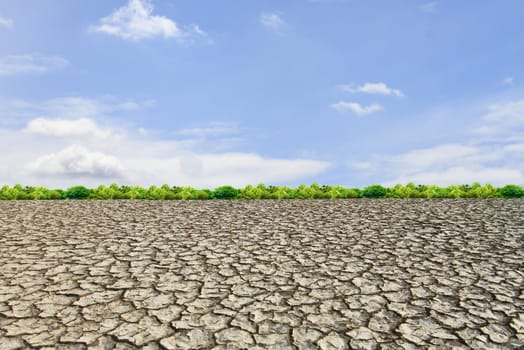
xmin=0 ymin=199 xmax=523 ymax=350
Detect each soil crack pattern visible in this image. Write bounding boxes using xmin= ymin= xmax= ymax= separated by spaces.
xmin=0 ymin=199 xmax=523 ymax=349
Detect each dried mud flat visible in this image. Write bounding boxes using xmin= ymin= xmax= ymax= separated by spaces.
xmin=0 ymin=199 xmax=523 ymax=350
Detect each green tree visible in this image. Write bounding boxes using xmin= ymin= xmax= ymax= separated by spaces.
xmin=345 ymin=188 xmax=361 ymax=198
xmin=443 ymin=185 xmax=465 ymax=198
xmin=65 ymin=186 xmax=91 ymax=199
xmin=159 ymin=184 xmax=177 ymax=200
xmin=194 ymin=189 xmax=210 ymax=200
xmin=213 ymin=185 xmax=238 ymax=199
xmin=421 ymin=185 xmax=444 ymax=198
xmin=362 ymin=184 xmax=387 ymax=198
xmin=145 ymin=186 xmax=164 ymax=200
xmin=174 ymin=187 xmax=196 ymax=200
xmin=29 ymin=187 xmax=53 ymax=200
xmin=500 ymin=184 xmax=524 ymax=198
xmin=238 ymin=185 xmax=261 ymax=199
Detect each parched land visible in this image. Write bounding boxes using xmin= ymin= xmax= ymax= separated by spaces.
xmin=0 ymin=199 xmax=523 ymax=349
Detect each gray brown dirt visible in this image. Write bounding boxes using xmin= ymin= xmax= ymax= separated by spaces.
xmin=0 ymin=199 xmax=523 ymax=349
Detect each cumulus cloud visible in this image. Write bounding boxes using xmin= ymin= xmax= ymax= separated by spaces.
xmin=339 ymin=82 xmax=404 ymax=97
xmin=0 ymin=16 xmax=13 ymax=28
xmin=24 ymin=118 xmax=116 ymax=140
xmin=26 ymin=145 xmax=125 ymax=178
xmin=0 ymin=54 xmax=69 ymax=76
xmin=260 ymin=12 xmax=285 ymax=31
xmin=0 ymin=99 xmax=330 ymax=188
xmin=330 ymin=101 xmax=383 ymax=116
xmin=89 ymin=0 xmax=205 ymax=42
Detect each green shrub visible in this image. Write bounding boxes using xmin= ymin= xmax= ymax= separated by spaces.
xmin=362 ymin=184 xmax=387 ymax=198
xmin=0 ymin=183 xmax=520 ymax=200
xmin=65 ymin=186 xmax=91 ymax=199
xmin=345 ymin=188 xmax=361 ymax=198
xmin=48 ymin=190 xmax=63 ymax=200
xmin=500 ymin=184 xmax=524 ymax=198
xmin=213 ymin=185 xmax=238 ymax=199
xmin=421 ymin=185 xmax=444 ymax=198
xmin=194 ymin=190 xmax=210 ymax=200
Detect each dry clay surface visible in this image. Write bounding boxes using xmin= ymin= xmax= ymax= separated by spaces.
xmin=0 ymin=199 xmax=523 ymax=350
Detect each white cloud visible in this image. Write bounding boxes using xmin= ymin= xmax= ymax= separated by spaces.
xmin=385 ymin=166 xmax=522 ymax=187
xmin=482 ymin=100 xmax=524 ymax=125
xmin=26 ymin=145 xmax=125 ymax=178
xmin=503 ymin=77 xmax=514 ymax=85
xmin=339 ymin=82 xmax=404 ymax=97
xmin=260 ymin=12 xmax=285 ymax=31
xmin=504 ymin=143 xmax=524 ymax=155
xmin=420 ymin=2 xmax=438 ymax=13
xmin=350 ymin=161 xmax=372 ymax=170
xmin=345 ymin=99 xmax=524 ymax=186
xmin=307 ymin=0 xmax=346 ymax=3
xmin=0 ymin=96 xmax=149 ymax=127
xmin=0 ymin=16 xmax=13 ymax=28
xmin=89 ymin=0 xmax=205 ymax=42
xmin=330 ymin=101 xmax=383 ymax=116
xmin=43 ymin=97 xmax=140 ymax=118
xmin=124 ymin=153 xmax=330 ymax=188
xmin=350 ymin=141 xmax=523 ymax=187
xmin=24 ymin=118 xmax=116 ymax=140
xmin=392 ymin=144 xmax=479 ymax=172
xmin=469 ymin=99 xmax=524 ymax=143
xmin=0 ymin=100 xmax=330 ymax=187
xmin=176 ymin=122 xmax=238 ymax=138
xmin=0 ymin=54 xmax=69 ymax=76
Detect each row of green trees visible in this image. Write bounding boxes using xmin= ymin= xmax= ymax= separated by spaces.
xmin=0 ymin=183 xmax=523 ymax=200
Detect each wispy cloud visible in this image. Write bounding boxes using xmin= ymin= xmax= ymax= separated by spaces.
xmin=42 ymin=97 xmax=141 ymax=119
xmin=351 ymin=142 xmax=523 ymax=186
xmin=0 ymin=54 xmax=69 ymax=76
xmin=470 ymin=99 xmax=524 ymax=143
xmin=339 ymin=82 xmax=404 ymax=97
xmin=349 ymin=99 xmax=524 ymax=186
xmin=89 ymin=0 xmax=206 ymax=42
xmin=420 ymin=2 xmax=438 ymax=13
xmin=330 ymin=101 xmax=383 ymax=116
xmin=260 ymin=12 xmax=285 ymax=31
xmin=24 ymin=118 xmax=118 ymax=140
xmin=0 ymin=16 xmax=13 ymax=28
xmin=0 ymin=96 xmax=149 ymax=127
xmin=307 ymin=0 xmax=347 ymax=3
xmin=503 ymin=77 xmax=514 ymax=85
xmin=176 ymin=122 xmax=238 ymax=138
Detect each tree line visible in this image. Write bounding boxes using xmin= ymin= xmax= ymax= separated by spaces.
xmin=0 ymin=183 xmax=523 ymax=200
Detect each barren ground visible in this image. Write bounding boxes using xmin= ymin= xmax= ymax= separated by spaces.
xmin=0 ymin=199 xmax=523 ymax=349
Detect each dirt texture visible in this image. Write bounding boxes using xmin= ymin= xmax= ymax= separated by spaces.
xmin=0 ymin=199 xmax=523 ymax=349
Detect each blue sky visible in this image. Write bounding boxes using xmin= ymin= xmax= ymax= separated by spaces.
xmin=1 ymin=0 xmax=523 ymax=188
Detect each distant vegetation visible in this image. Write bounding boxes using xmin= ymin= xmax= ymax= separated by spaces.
xmin=0 ymin=183 xmax=523 ymax=200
